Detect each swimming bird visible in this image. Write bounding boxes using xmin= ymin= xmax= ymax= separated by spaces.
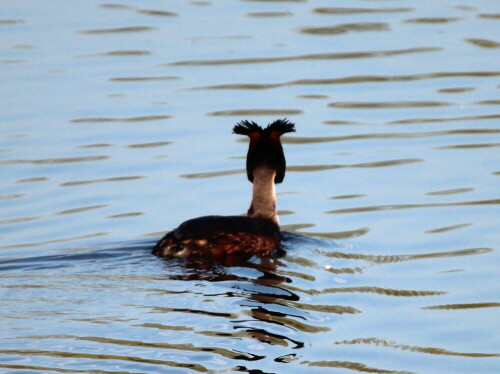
xmin=153 ymin=119 xmax=295 ymax=259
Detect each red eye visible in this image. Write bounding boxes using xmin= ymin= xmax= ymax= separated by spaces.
xmin=249 ymin=132 xmax=261 ymax=141
xmin=269 ymin=131 xmax=280 ymax=141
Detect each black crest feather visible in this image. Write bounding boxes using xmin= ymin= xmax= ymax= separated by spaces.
xmin=233 ymin=118 xmax=295 ymax=136
xmin=233 ymin=120 xmax=261 ymax=136
xmin=265 ymin=118 xmax=296 ymax=135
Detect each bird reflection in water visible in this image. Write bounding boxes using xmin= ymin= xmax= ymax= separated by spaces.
xmin=158 ymin=244 xmax=306 ymax=350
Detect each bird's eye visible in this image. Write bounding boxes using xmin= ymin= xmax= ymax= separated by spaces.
xmin=172 ymin=245 xmax=183 ymax=252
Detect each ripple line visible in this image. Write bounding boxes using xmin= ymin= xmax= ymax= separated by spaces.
xmin=425 ymin=223 xmax=472 ymax=233
xmin=388 ymin=113 xmax=500 ymax=124
xmin=300 ymin=22 xmax=390 ymax=36
xmin=465 ymin=38 xmax=500 ymax=49
xmin=297 ymin=227 xmax=369 ymax=240
xmin=80 ymin=26 xmax=156 ymax=34
xmin=327 ymin=199 xmax=500 ymax=214
xmin=304 ymin=359 xmax=411 ymax=373
xmin=317 ymin=247 xmax=492 ymax=264
xmin=145 ymin=305 xmax=237 ymax=318
xmin=0 ymin=232 xmax=107 ymax=250
xmin=207 ymin=109 xmax=302 ymax=116
xmin=77 ymin=336 xmax=264 ymax=361
xmin=60 ymin=176 xmax=145 ymax=187
xmin=180 ymin=159 xmax=422 ymax=179
xmin=100 ymin=4 xmax=179 ymax=17
xmin=289 ymin=302 xmax=360 ymax=314
xmin=283 ymin=128 xmax=500 ymax=145
xmin=335 ymin=337 xmax=500 ymax=357
xmin=313 ymin=7 xmax=413 ymax=15
xmin=0 ymin=155 xmax=108 ymax=165
xmin=110 ymin=76 xmax=180 ymax=82
xmin=328 ymin=100 xmax=450 ymax=109
xmin=436 ymin=142 xmax=500 ymax=150
xmin=405 ymin=17 xmax=462 ymax=24
xmin=127 ymin=141 xmax=172 ymax=148
xmin=0 ymin=364 xmax=137 ymax=374
xmin=321 ymin=286 xmax=444 ymax=297
xmin=55 ymin=204 xmax=107 ymax=215
xmin=423 ymin=302 xmax=500 ymax=310
xmin=0 ymin=349 xmax=210 ymax=373
xmin=70 ymin=115 xmax=171 ymax=123
xmin=168 ymin=47 xmax=439 ymax=66
xmin=0 ymin=216 xmax=40 ymax=225
xmin=189 ymin=71 xmax=499 ymax=90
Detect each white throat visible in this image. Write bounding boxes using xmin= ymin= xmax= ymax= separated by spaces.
xmin=247 ymin=167 xmax=279 ymax=225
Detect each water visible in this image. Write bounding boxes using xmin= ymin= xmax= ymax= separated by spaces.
xmin=1 ymin=1 xmax=499 ymax=373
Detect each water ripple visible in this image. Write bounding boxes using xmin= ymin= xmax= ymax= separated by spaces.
xmin=136 ymin=9 xmax=178 ymax=17
xmin=425 ymin=223 xmax=472 ymax=234
xmin=0 ymin=216 xmax=40 ymax=225
xmin=55 ymin=205 xmax=107 ymax=216
xmin=181 ymin=159 xmax=422 ymax=179
xmin=316 ymin=247 xmax=492 ymax=264
xmin=313 ymin=7 xmax=413 ymax=15
xmin=0 ymin=156 xmax=109 ymax=165
xmin=427 ymin=188 xmax=474 ymax=195
xmin=110 ymin=76 xmax=180 ymax=82
xmin=77 ymin=50 xmax=152 ymax=57
xmin=405 ymin=17 xmax=462 ymax=24
xmin=16 ymin=177 xmax=48 ymax=183
xmin=327 ymin=199 xmax=500 ymax=214
xmin=144 ymin=305 xmax=238 ymax=318
xmin=300 ymin=22 xmax=390 ymax=36
xmin=127 ymin=141 xmax=172 ymax=148
xmin=70 ymin=115 xmax=171 ymax=123
xmin=328 ymin=100 xmax=450 ymax=109
xmin=0 ymin=349 xmax=211 ymax=373
xmin=423 ymin=302 xmax=500 ymax=310
xmin=320 ymin=286 xmax=445 ymax=297
xmin=297 ymin=227 xmax=369 ymax=240
xmin=436 ymin=143 xmax=500 ymax=150
xmin=80 ymin=26 xmax=156 ymax=34
xmin=168 ymin=47 xmax=440 ymax=66
xmin=77 ymin=335 xmax=265 ymax=361
xmin=0 ymin=19 xmax=25 ymax=25
xmin=335 ymin=337 xmax=500 ymax=357
xmin=0 ymin=232 xmax=108 ymax=251
xmin=387 ymin=114 xmax=500 ymax=124
xmin=479 ymin=13 xmax=500 ymax=19
xmin=60 ymin=176 xmax=144 ymax=187
xmin=465 ymin=38 xmax=500 ymax=49
xmin=247 ymin=11 xmax=293 ymax=18
xmin=207 ymin=124 xmax=499 ymax=146
xmin=303 ymin=359 xmax=412 ymax=373
xmin=100 ymin=3 xmax=179 ymax=17
xmin=207 ymin=109 xmax=302 ymax=116
xmin=189 ymin=71 xmax=499 ymax=90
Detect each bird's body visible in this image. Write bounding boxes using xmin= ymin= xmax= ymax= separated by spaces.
xmin=153 ymin=119 xmax=295 ymax=259
xmin=153 ymin=215 xmax=280 ymax=258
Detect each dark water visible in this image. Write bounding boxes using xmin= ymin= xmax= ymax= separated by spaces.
xmin=1 ymin=1 xmax=499 ymax=373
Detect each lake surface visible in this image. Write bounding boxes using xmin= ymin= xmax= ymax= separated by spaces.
xmin=1 ymin=1 xmax=499 ymax=373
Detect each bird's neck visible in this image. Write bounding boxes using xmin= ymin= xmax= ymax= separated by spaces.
xmin=247 ymin=167 xmax=279 ymax=225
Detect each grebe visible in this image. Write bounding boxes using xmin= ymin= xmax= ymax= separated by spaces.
xmin=153 ymin=118 xmax=295 ymax=259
